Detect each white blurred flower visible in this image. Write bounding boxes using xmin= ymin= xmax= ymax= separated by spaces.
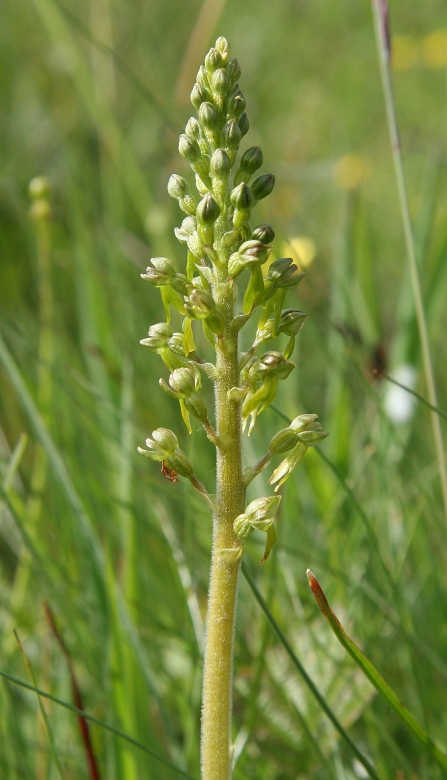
xmin=384 ymin=365 xmax=417 ymax=424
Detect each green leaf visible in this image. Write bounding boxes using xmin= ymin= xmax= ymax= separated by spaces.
xmin=307 ymin=570 xmax=447 ymax=773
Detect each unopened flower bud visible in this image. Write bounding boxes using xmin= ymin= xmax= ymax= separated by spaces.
xmin=169 ymin=367 xmax=196 ymax=396
xmin=185 ymin=117 xmax=202 ymax=142
xmin=234 ymin=146 xmax=263 ymax=185
xmin=205 ymin=47 xmax=223 ymax=74
xmin=151 ymin=428 xmax=178 ymax=453
xmin=252 ymin=223 xmax=275 ymax=244
xmin=211 ymin=68 xmax=229 ymax=98
xmin=225 ymin=57 xmax=241 ymax=84
xmin=222 ymin=119 xmax=241 ymax=151
xmin=190 ymin=83 xmax=209 ymax=110
xmin=196 ymin=65 xmax=210 ymax=89
xmin=238 ymin=112 xmax=249 ymax=137
xmin=210 ymin=149 xmax=231 ymax=178
xmin=199 ymin=102 xmax=219 ymax=130
xmin=277 ymin=309 xmax=308 ymax=336
xmin=215 ymin=36 xmax=229 ymax=64
xmin=230 ymin=182 xmax=254 ymax=210
xmin=179 ymin=134 xmax=200 ymax=163
xmin=228 ymin=88 xmax=246 ymax=118
xmin=251 ymin=173 xmax=275 ymax=201
xmin=167 ymin=174 xmax=188 ymax=200
xmin=197 ymin=193 xmax=220 ymax=224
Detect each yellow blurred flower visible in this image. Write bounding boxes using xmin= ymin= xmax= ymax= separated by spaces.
xmin=421 ymin=30 xmax=447 ymax=69
xmin=334 ymin=154 xmax=371 ymax=191
xmin=263 ymin=236 xmax=316 ymax=276
xmin=391 ymin=35 xmax=419 ymax=72
xmin=283 ymin=237 xmax=316 ymax=268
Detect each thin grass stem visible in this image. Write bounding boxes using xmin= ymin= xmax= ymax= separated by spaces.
xmin=370 ymin=0 xmax=447 ymax=524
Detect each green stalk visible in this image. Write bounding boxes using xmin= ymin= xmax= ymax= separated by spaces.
xmin=371 ymin=0 xmax=447 ymax=523
xmin=201 ymin=283 xmax=245 ymax=780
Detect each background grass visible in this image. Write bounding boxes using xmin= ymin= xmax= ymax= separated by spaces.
xmin=1 ymin=0 xmax=447 ymax=778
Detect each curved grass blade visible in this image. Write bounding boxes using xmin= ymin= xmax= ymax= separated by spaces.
xmin=307 ymin=569 xmax=447 ymax=773
xmin=241 ymin=561 xmax=382 ymax=780
xmin=373 ymin=369 xmax=447 ymax=422
xmin=0 ymin=670 xmax=198 ymax=780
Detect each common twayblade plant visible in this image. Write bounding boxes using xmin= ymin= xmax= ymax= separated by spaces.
xmin=138 ymin=36 xmax=328 ymax=780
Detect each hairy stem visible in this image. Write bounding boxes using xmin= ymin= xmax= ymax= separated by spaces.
xmin=201 ymin=278 xmax=245 ymax=780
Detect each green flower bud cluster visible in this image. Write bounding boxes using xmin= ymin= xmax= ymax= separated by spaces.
xmin=138 ymin=37 xmax=328 ymax=565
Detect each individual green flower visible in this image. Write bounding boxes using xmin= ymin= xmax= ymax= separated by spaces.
xmin=233 ymin=495 xmax=281 ymax=562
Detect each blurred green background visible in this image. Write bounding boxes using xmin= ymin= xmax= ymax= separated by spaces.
xmin=1 ymin=0 xmax=447 ymax=778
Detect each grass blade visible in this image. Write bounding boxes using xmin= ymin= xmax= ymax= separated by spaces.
xmin=307 ymin=569 xmax=447 ymax=773
xmin=241 ymin=561 xmax=382 ymax=780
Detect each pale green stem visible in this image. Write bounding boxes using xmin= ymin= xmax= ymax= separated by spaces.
xmin=371 ymin=0 xmax=447 ymax=524
xmin=200 ymin=277 xmax=245 ymax=780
